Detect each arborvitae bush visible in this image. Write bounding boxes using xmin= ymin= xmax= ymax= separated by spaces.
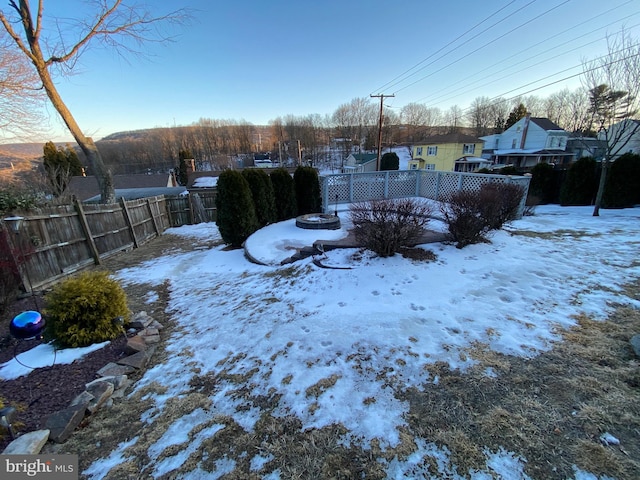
xmin=529 ymin=162 xmax=556 ymax=204
xmin=440 ymin=182 xmax=524 ymax=248
xmin=215 ymin=170 xmax=259 ymax=247
xmin=560 ymin=157 xmax=598 ymax=206
xmin=350 ymin=198 xmax=433 ymax=257
xmin=270 ymin=168 xmax=297 ymax=221
xmin=380 ymin=152 xmax=400 ymax=171
xmin=242 ymin=169 xmax=276 ymax=227
xmin=602 ymin=153 xmax=640 ymax=208
xmin=44 ymin=271 xmax=130 ymax=348
xmin=294 ymin=166 xmax=321 ymax=215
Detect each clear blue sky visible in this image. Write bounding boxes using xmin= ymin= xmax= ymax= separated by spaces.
xmin=22 ymin=0 xmax=640 ymax=141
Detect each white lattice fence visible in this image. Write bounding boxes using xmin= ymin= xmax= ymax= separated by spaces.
xmin=320 ymin=170 xmax=531 ymax=217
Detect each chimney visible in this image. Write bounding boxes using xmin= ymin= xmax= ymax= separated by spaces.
xmin=520 ymin=114 xmax=531 ymax=149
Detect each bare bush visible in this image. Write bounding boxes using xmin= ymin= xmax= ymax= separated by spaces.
xmin=441 ymin=182 xmax=525 ymax=248
xmin=349 ymin=198 xmax=433 ymax=257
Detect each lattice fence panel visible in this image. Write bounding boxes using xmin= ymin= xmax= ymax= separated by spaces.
xmin=436 ymin=173 xmax=462 ymax=200
xmin=460 ymin=174 xmax=488 ymax=192
xmin=387 ymin=171 xmax=418 ymax=198
xmin=352 ymin=173 xmax=386 ymax=202
xmin=418 ymin=171 xmax=439 ymax=199
xmin=323 ymin=175 xmax=351 ymax=203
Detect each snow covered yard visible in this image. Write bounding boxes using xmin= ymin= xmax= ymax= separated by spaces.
xmin=67 ymin=204 xmax=639 ymax=479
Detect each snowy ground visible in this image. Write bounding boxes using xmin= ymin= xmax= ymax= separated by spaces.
xmin=5 ymin=202 xmax=639 ymax=478
xmin=83 ymin=204 xmax=639 ymax=479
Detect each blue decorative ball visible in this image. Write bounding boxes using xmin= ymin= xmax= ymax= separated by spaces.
xmin=10 ymin=311 xmax=45 ymax=340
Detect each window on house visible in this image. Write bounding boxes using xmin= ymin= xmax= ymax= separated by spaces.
xmin=511 ymin=139 xmax=517 ymax=148
xmin=424 ymin=164 xmax=435 ymax=170
xmin=410 ymin=163 xmax=417 ymax=170
xmin=427 ymin=146 xmax=437 ymax=156
xmin=416 ymin=147 xmax=423 ymax=156
xmin=463 ymin=143 xmax=475 ymax=154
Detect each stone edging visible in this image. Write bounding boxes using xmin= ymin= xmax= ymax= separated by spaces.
xmin=2 ymin=311 xmax=163 ymax=454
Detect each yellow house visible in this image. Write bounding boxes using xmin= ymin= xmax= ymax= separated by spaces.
xmin=410 ymin=133 xmax=485 ymax=171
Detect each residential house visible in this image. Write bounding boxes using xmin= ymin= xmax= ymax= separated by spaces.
xmin=410 ymin=133 xmax=484 ymax=171
xmin=481 ymin=116 xmax=574 ymax=168
xmin=342 ymin=153 xmax=377 ymax=173
xmin=67 ymin=173 xmax=184 ymax=202
xmin=600 ymin=119 xmax=640 ymax=159
xmin=566 ymin=137 xmax=607 ymax=161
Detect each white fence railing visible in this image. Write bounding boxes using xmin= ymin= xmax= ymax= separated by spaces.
xmin=319 ymin=170 xmax=531 ymax=217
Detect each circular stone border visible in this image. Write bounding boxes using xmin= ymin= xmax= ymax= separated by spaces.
xmin=295 ymin=213 xmax=341 ymax=230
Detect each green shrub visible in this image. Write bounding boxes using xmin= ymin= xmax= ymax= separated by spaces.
xmin=560 ymin=157 xmax=598 ymax=206
xmin=294 ymin=166 xmax=321 ymax=215
xmin=380 ymin=152 xmax=400 ymax=171
xmin=215 ymin=170 xmax=259 ymax=247
xmin=529 ymin=162 xmax=556 ymax=204
xmin=495 ymin=165 xmax=520 ymax=176
xmin=0 ymin=188 xmax=38 ymax=215
xmin=350 ymin=198 xmax=433 ymax=257
xmin=242 ymin=168 xmax=276 ymax=227
xmin=270 ymin=168 xmax=297 ymax=221
xmin=602 ymin=153 xmax=640 ymax=208
xmin=43 ymin=271 xmax=130 ymax=348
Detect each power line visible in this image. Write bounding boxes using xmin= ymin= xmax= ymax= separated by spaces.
xmin=415 ymin=4 xmax=638 ymax=106
xmin=371 ymin=0 xmax=525 ymax=94
xmin=393 ymin=0 xmax=571 ymax=95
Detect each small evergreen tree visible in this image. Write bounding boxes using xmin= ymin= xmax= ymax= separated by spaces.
xmin=560 ymin=157 xmax=598 ymax=206
xmin=504 ymin=103 xmax=528 ymax=130
xmin=215 ymin=170 xmax=259 ymax=247
xmin=380 ymin=152 xmax=400 ymax=171
xmin=294 ymin=166 xmax=321 ymax=215
xmin=43 ymin=141 xmax=83 ymax=195
xmin=242 ymin=168 xmax=277 ymax=227
xmin=602 ymin=153 xmax=640 ymax=208
xmin=529 ymin=162 xmax=556 ymax=204
xmin=177 ymin=149 xmax=192 ymax=186
xmin=269 ymin=168 xmax=297 ymax=221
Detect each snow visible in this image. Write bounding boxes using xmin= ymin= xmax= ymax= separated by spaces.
xmin=0 ymin=341 xmax=110 ymax=380
xmin=12 ymin=199 xmax=636 ymax=478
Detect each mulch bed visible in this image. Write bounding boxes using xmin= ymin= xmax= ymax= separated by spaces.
xmin=0 ymin=294 xmax=128 ymax=452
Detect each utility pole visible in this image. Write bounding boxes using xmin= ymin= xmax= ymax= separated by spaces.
xmin=371 ymin=93 xmax=394 ymax=171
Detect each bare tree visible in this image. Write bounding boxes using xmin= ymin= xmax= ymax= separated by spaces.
xmin=582 ymin=29 xmax=640 ymax=216
xmin=0 ymin=29 xmax=44 ymax=139
xmin=444 ymin=105 xmax=464 ymax=133
xmin=0 ymin=0 xmax=189 ymax=203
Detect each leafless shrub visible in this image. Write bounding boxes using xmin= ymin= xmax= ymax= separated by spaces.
xmin=440 ymin=182 xmax=525 ymax=248
xmin=349 ymin=198 xmax=433 ymax=257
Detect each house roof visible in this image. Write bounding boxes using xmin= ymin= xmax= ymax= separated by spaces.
xmin=349 ymin=153 xmax=378 ymax=164
xmin=67 ymin=173 xmax=175 ymax=201
xmin=418 ymin=133 xmax=483 ymax=145
xmin=529 ymin=117 xmax=563 ymax=131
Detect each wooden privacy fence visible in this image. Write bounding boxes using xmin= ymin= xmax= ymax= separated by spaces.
xmin=2 ymin=192 xmax=217 ymax=293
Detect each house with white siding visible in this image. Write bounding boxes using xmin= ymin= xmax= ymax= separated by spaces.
xmin=481 ymin=116 xmax=574 ymax=168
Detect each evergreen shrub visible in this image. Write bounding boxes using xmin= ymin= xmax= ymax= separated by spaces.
xmin=44 ymin=271 xmax=130 ymax=348
xmin=380 ymin=152 xmax=400 ymax=171
xmin=529 ymin=162 xmax=556 ymax=204
xmin=242 ymin=168 xmax=276 ymax=227
xmin=560 ymin=157 xmax=598 ymax=206
xmin=294 ymin=166 xmax=321 ymax=215
xmin=269 ymin=168 xmax=297 ymax=221
xmin=215 ymin=170 xmax=259 ymax=247
xmin=602 ymin=153 xmax=640 ymax=208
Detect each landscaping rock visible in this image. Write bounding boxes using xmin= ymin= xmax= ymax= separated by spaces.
xmin=45 ymin=403 xmax=88 ymax=443
xmin=2 ymin=429 xmax=50 ymax=454
xmin=125 ymin=335 xmax=148 ymax=354
xmin=116 ymin=348 xmax=155 ymax=370
xmin=97 ymin=362 xmax=135 ymax=377
xmin=85 ymin=381 xmax=115 ymax=414
xmin=70 ymin=391 xmax=94 ymax=408
xmin=149 ymin=320 xmax=165 ymax=330
xmin=129 ymin=311 xmax=153 ymax=330
xmin=631 ymin=334 xmax=640 ymax=358
xmin=87 ymin=375 xmax=128 ymax=390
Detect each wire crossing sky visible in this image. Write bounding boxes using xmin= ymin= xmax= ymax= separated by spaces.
xmin=5 ymin=0 xmax=639 ymax=142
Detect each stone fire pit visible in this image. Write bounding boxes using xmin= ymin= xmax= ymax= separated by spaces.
xmin=295 ymin=213 xmax=341 ymax=230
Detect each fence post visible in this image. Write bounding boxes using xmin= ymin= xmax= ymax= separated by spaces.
xmin=120 ymin=198 xmax=139 ymax=248
xmin=146 ymin=198 xmax=161 ymax=236
xmin=188 ymin=193 xmax=195 ymax=225
xmin=74 ymin=199 xmax=101 ymax=265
